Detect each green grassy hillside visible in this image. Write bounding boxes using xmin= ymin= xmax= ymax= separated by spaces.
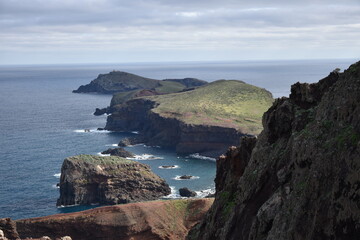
xmin=145 ymin=80 xmax=274 ymax=134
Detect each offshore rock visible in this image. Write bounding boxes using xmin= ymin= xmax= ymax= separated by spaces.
xmin=101 ymin=148 xmax=135 ymax=158
xmin=16 ymin=199 xmax=214 ymax=240
xmin=189 ymin=61 xmax=360 ymax=240
xmin=179 ymin=188 xmax=197 ymax=198
xmin=56 ymin=155 xmax=170 ymax=206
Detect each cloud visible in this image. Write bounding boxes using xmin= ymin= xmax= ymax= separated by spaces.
xmin=0 ymin=0 xmax=359 ymax=64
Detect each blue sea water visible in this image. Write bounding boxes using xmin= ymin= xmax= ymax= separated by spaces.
xmin=0 ymin=59 xmax=355 ymax=220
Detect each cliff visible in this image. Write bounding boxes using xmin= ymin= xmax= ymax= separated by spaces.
xmin=73 ymin=71 xmax=207 ymax=94
xmin=16 ymin=198 xmax=214 ymax=240
xmin=106 ymin=80 xmax=273 ymax=157
xmin=188 ymin=62 xmax=360 ymax=239
xmin=57 ymin=155 xmax=170 ymax=206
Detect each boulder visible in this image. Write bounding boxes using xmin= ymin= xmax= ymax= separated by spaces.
xmin=179 ymin=188 xmax=197 ymax=197
xmin=56 ymin=155 xmax=171 ymax=206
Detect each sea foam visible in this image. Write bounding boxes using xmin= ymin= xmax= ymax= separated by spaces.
xmin=53 ymin=173 xmax=61 ymax=178
xmin=173 ymin=175 xmax=200 ymax=180
xmin=187 ymin=153 xmax=216 ymax=161
xmin=127 ymin=154 xmax=164 ymax=160
xmin=158 ymin=165 xmax=180 ymax=169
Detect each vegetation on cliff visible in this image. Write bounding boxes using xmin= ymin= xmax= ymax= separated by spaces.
xmin=106 ymin=80 xmax=273 ymax=157
xmin=189 ymin=61 xmax=360 ymax=240
xmin=57 ymin=155 xmax=170 ymax=206
xmin=73 ymin=70 xmax=207 ymax=94
xmin=146 ymin=80 xmax=273 ymax=134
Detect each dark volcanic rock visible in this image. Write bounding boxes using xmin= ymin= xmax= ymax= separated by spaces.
xmin=93 ymin=108 xmax=108 ymax=116
xmin=16 ymin=199 xmax=214 ymax=240
xmin=101 ymin=148 xmax=134 ymax=158
xmin=118 ymin=136 xmax=146 ymax=147
xmin=179 ymin=188 xmax=197 ymax=197
xmin=161 ymin=165 xmax=176 ymax=169
xmin=56 ymin=155 xmax=170 ymax=206
xmin=0 ymin=218 xmax=19 ymax=240
xmin=179 ymin=175 xmax=193 ymax=180
xmin=188 ymin=61 xmax=360 ymax=240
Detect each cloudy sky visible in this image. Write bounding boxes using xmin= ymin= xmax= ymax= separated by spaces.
xmin=0 ymin=0 xmax=359 ymax=64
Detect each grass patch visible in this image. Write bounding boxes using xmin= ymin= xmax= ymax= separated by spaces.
xmin=146 ymin=80 xmax=274 ymax=134
xmin=155 ymin=81 xmax=185 ymax=93
xmin=68 ymin=154 xmax=135 ymax=165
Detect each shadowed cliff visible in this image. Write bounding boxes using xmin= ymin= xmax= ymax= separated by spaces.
xmin=188 ymin=61 xmax=360 ymax=240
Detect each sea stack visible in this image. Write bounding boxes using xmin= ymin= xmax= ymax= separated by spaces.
xmin=57 ymin=155 xmax=171 ymax=206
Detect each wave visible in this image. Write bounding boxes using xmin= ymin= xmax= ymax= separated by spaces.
xmin=52 ymin=184 xmax=60 ymax=189
xmin=187 ymin=153 xmax=216 ymax=161
xmin=97 ymin=152 xmax=110 ymax=157
xmin=158 ymin=165 xmax=180 ymax=169
xmin=163 ymin=186 xmax=179 ymax=199
xmin=73 ymin=129 xmax=110 ymax=133
xmin=173 ymin=175 xmax=200 ymax=180
xmin=53 ymin=173 xmax=61 ymax=178
xmin=105 ymin=144 xmax=118 ymax=147
xmin=131 ymin=131 xmax=139 ymax=134
xmin=195 ymin=188 xmax=215 ymax=198
xmin=127 ymin=154 xmax=164 ymax=160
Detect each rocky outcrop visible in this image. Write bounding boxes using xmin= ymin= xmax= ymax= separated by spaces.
xmin=118 ymin=136 xmax=146 ymax=147
xmin=101 ymin=148 xmax=135 ymax=158
xmin=179 ymin=188 xmax=197 ymax=198
xmin=57 ymin=155 xmax=170 ymax=206
xmin=189 ymin=61 xmax=360 ymax=240
xmin=73 ymin=71 xmax=207 ymax=94
xmin=73 ymin=71 xmax=160 ymax=94
xmin=106 ymin=99 xmax=243 ymax=157
xmin=0 ymin=218 xmax=19 ymax=240
xmin=94 ymin=107 xmax=109 ymax=116
xmin=16 ymin=198 xmax=214 ymax=240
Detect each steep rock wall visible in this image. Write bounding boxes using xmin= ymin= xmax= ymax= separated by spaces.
xmin=188 ymin=62 xmax=360 ymax=240
xmin=105 ymin=99 xmax=243 ymax=157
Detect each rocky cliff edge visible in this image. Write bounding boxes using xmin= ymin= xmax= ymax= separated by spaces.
xmin=188 ymin=62 xmax=360 ymax=240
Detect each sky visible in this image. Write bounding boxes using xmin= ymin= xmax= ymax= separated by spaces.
xmin=0 ymin=0 xmax=359 ymax=65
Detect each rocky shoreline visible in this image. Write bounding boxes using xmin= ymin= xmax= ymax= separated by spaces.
xmin=105 ymin=98 xmax=245 ymax=158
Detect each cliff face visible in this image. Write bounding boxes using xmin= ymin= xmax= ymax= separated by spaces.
xmin=16 ymin=198 xmax=214 ymax=240
xmin=57 ymin=155 xmax=170 ymax=206
xmin=189 ymin=62 xmax=360 ymax=240
xmin=106 ymin=99 xmax=243 ymax=157
xmin=105 ymin=80 xmax=273 ymax=157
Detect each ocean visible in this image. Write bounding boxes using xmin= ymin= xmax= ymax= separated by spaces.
xmin=0 ymin=59 xmax=355 ymax=220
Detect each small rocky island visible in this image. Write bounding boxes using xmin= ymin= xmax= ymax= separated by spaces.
xmin=72 ymin=70 xmax=207 ymax=94
xmin=57 ymin=155 xmax=171 ymax=206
